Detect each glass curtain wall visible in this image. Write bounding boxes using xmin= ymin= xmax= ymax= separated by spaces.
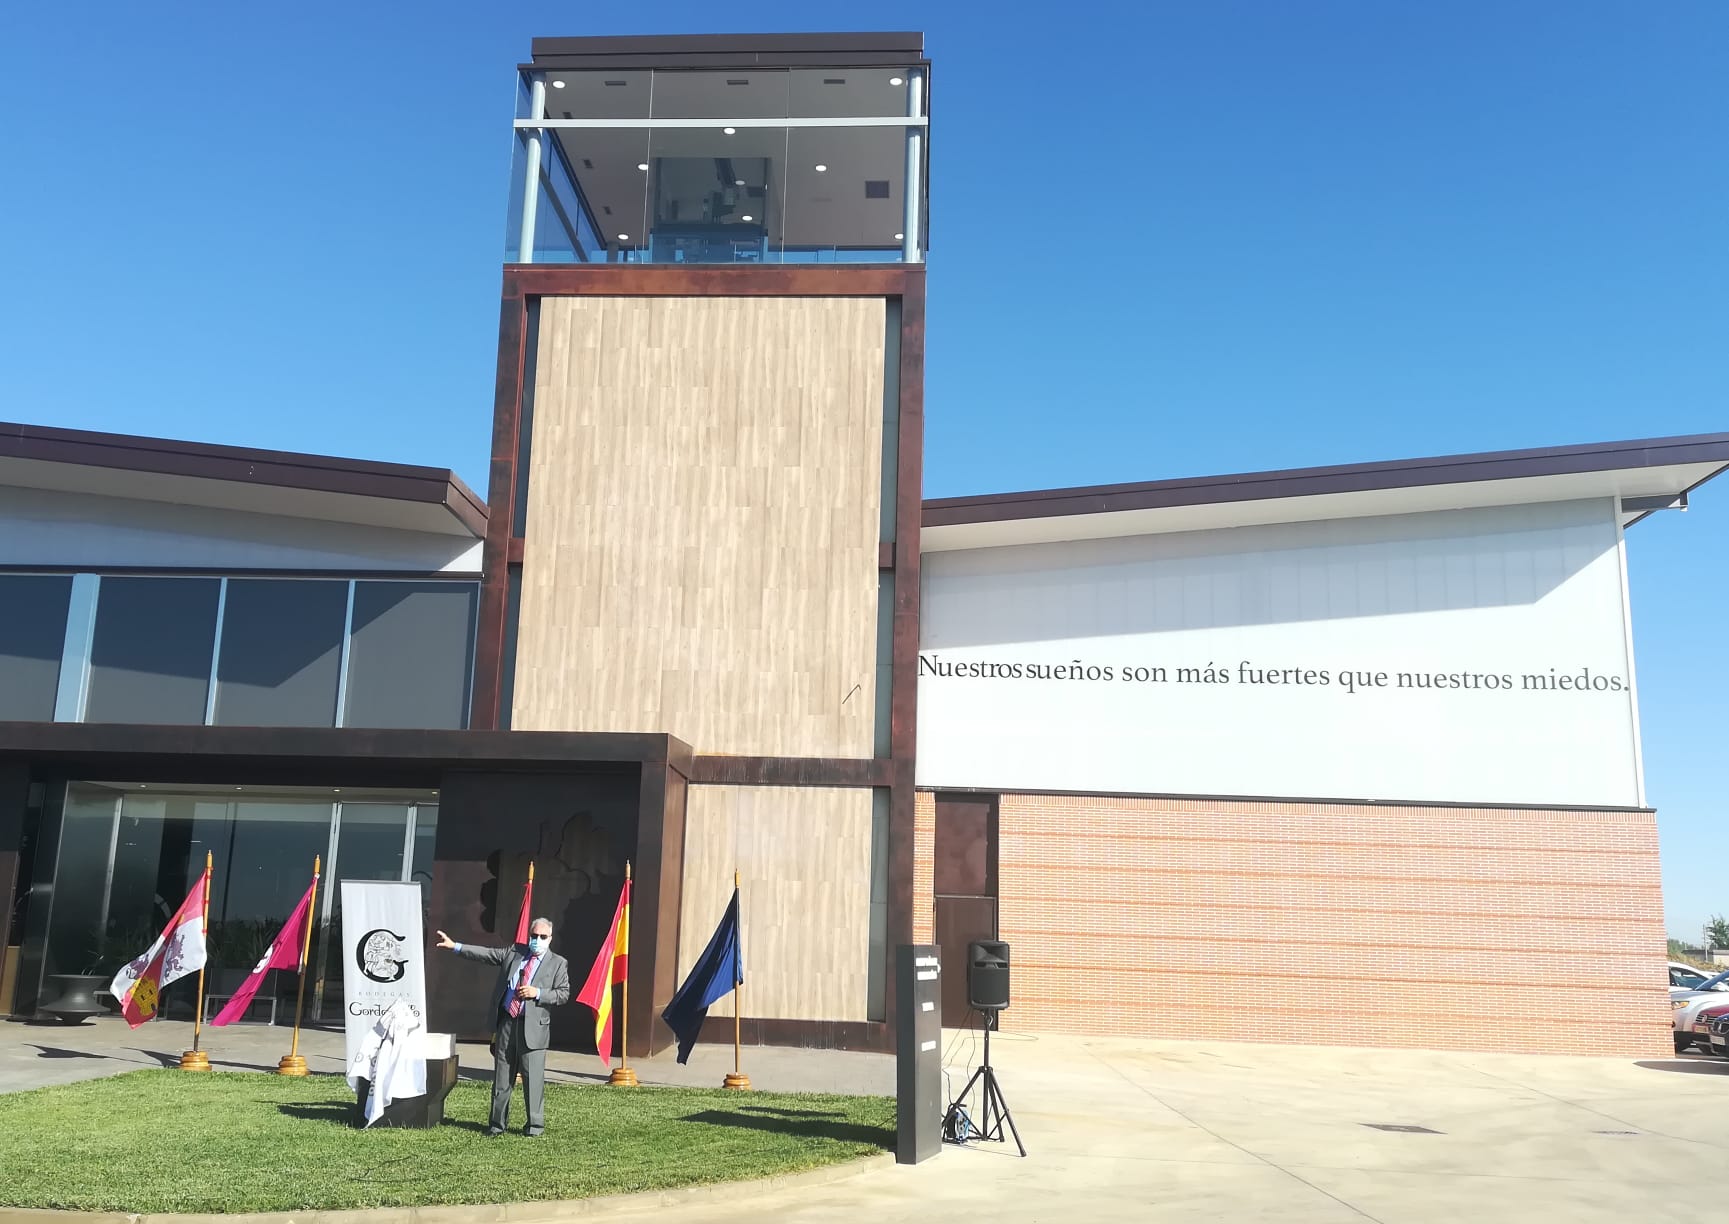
xmin=1 ymin=574 xmax=477 ymax=731
xmin=29 ymin=784 xmax=436 ymax=1023
xmin=509 ymin=66 xmax=926 ymax=264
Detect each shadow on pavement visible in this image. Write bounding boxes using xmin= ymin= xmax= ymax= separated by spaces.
xmin=30 ymin=1045 xmax=106 ymax=1059
xmin=1634 ymin=1059 xmax=1729 ymax=1075
xmin=679 ymin=1109 xmax=890 ymax=1148
xmin=14 ymin=1017 xmax=95 ymax=1027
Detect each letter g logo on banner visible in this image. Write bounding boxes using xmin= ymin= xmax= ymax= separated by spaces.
xmin=356 ymin=928 xmax=409 ymax=983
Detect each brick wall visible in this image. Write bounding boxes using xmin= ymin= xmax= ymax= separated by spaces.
xmin=913 ymin=790 xmax=935 ymax=944
xmin=915 ymin=790 xmax=1670 ymax=1058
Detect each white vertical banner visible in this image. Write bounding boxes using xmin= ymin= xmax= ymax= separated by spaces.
xmin=340 ymin=881 xmax=427 ymax=1066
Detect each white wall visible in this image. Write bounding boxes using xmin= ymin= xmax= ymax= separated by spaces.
xmin=0 ymin=485 xmax=482 ymax=573
xmin=917 ymin=499 xmax=1642 ymax=807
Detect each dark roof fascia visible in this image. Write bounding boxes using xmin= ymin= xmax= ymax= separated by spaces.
xmin=0 ymin=722 xmax=692 ymax=779
xmin=0 ymin=421 xmax=489 ymax=538
xmin=527 ymin=31 xmax=926 ymax=72
xmin=922 ymin=434 xmax=1729 ymax=529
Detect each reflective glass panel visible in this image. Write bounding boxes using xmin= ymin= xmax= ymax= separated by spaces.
xmin=640 ymin=126 xmax=788 ymax=264
xmin=779 ymin=125 xmax=907 ymax=263
xmin=0 ymin=575 xmax=71 ymax=720
xmin=213 ymin=579 xmax=346 ymax=727
xmin=85 ymin=577 xmax=220 ymax=724
xmin=410 ymin=805 xmax=438 ymax=893
xmin=543 ymin=127 xmax=651 ymax=261
xmin=649 ymin=69 xmax=791 ymax=120
xmin=787 ymin=68 xmax=910 ymax=118
xmin=343 ymin=582 xmax=476 ymax=729
xmin=41 ymin=785 xmax=117 ymax=982
xmin=317 ymin=802 xmax=411 ymax=1019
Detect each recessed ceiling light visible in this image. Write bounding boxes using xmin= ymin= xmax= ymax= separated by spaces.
xmin=741 ymin=214 xmax=754 ymax=222
xmin=552 ymin=80 xmax=566 ymax=89
xmin=815 ymin=164 xmax=828 ymax=172
xmin=637 ymin=162 xmax=649 ymax=171
xmin=895 ymin=232 xmax=904 ymax=240
xmin=735 ymin=178 xmax=746 ymax=186
xmin=617 ymin=233 xmax=630 ymax=241
xmin=890 ymin=76 xmax=904 ymax=86
xmin=723 ymin=126 xmax=736 ymax=135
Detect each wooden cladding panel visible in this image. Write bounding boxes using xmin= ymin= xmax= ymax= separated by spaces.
xmin=680 ymin=784 xmax=873 ymax=1022
xmin=513 ymin=296 xmax=885 ymax=758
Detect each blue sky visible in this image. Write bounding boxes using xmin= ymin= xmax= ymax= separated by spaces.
xmin=3 ymin=4 xmax=1725 ymax=936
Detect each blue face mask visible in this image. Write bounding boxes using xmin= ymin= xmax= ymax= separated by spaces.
xmin=527 ymin=935 xmax=549 ymax=956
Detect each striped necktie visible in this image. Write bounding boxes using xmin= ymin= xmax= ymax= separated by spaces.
xmin=508 ymin=955 xmax=537 ymax=1018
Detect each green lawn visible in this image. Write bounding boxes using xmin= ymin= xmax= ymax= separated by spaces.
xmin=0 ymin=1070 xmax=894 ymax=1213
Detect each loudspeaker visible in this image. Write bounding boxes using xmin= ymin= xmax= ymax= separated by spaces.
xmin=967 ymin=940 xmax=1010 ymax=1011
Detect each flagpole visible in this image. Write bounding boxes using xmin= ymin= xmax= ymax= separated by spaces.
xmin=523 ymin=859 xmax=535 ymax=940
xmin=178 ymin=851 xmax=213 ymax=1072
xmin=514 ymin=859 xmax=536 ymax=1092
xmin=723 ymin=868 xmax=750 ymax=1091
xmin=608 ymin=861 xmax=638 ymax=1087
xmin=278 ymin=855 xmax=320 ymax=1077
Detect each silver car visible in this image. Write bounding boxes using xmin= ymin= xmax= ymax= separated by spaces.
xmin=1672 ymin=969 xmax=1729 ymax=1052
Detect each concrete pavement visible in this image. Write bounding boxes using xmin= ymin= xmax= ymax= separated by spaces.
xmin=4 ymin=1017 xmax=1727 ymax=1223
xmin=660 ymin=1029 xmax=1729 ymax=1224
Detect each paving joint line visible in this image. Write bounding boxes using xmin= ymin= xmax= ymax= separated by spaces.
xmin=1455 ymin=1060 xmax=1728 ymax=1151
xmin=1081 ymin=1046 xmax=1386 ymax=1224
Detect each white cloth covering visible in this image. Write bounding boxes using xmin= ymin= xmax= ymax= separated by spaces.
xmin=345 ymin=998 xmax=427 ymax=1126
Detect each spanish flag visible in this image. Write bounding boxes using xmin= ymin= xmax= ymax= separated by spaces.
xmin=576 ymin=877 xmax=630 ymax=1066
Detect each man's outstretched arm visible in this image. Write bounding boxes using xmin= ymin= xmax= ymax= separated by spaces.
xmin=434 ymin=930 xmax=511 ymax=965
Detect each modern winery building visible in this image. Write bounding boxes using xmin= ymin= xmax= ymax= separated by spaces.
xmin=3 ymin=32 xmax=1722 ymax=1060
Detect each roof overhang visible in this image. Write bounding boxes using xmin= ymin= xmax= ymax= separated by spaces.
xmin=922 ymin=433 xmax=1729 ymax=552
xmin=527 ymin=31 xmax=927 ymax=72
xmin=0 ymin=422 xmax=488 ymax=539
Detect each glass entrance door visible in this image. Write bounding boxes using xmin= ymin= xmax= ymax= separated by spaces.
xmin=310 ymin=801 xmax=438 ymax=1021
xmin=23 ymin=783 xmax=435 ymax=1022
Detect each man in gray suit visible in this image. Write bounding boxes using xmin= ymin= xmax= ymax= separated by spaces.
xmin=435 ymin=918 xmax=571 ymax=1136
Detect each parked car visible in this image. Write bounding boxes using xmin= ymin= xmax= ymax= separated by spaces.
xmin=1670 ymin=962 xmax=1716 ymax=993
xmin=1706 ymin=1008 xmax=1729 ymax=1058
xmin=1672 ymin=969 xmax=1729 ymax=1051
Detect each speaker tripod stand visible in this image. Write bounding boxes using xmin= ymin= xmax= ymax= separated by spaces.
xmin=948 ymin=1013 xmax=1026 ymax=1157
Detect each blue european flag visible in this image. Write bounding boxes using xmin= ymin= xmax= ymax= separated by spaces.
xmin=661 ymin=887 xmax=742 ymax=1063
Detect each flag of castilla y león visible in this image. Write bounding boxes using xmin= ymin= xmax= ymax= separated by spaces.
xmin=109 ymin=868 xmax=209 ymax=1029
